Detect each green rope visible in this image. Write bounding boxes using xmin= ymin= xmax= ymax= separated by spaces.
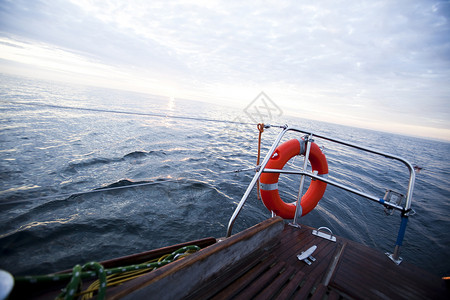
xmin=55 ymin=262 xmax=107 ymax=300
xmin=60 ymin=264 xmax=82 ymax=300
xmin=15 ymin=245 xmax=200 ymax=299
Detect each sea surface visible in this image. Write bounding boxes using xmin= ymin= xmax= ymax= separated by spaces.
xmin=1 ymin=73 xmax=449 ymax=278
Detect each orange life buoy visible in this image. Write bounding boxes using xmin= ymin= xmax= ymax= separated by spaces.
xmin=260 ymin=138 xmax=328 ymax=219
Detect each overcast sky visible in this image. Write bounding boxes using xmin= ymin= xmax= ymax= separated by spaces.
xmin=0 ymin=0 xmax=449 ymax=140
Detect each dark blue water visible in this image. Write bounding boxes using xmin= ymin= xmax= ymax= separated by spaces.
xmin=1 ymin=73 xmax=449 ymax=278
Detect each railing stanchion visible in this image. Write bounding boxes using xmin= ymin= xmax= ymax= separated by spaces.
xmin=226 ymin=125 xmax=289 ymax=237
xmin=292 ymin=134 xmax=313 ymax=226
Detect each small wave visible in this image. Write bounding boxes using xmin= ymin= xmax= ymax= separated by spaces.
xmin=65 ymin=150 xmax=166 ymax=172
xmin=123 ymin=150 xmax=166 ymax=159
xmin=95 ymin=178 xmax=151 ymax=189
xmin=0 ymin=214 xmax=79 ymax=239
xmin=67 ymin=157 xmax=119 ymax=169
xmin=123 ymin=151 xmax=148 ymax=159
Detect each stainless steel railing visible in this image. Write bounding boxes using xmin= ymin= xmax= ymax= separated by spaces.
xmin=226 ymin=125 xmax=416 ymax=264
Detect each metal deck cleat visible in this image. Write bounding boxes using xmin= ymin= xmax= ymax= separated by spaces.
xmin=297 ymin=245 xmax=317 ymax=265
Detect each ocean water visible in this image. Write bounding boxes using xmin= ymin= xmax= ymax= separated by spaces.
xmin=0 ymin=73 xmax=449 ymax=278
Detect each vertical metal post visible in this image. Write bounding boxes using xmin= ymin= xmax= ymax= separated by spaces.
xmin=387 ymin=214 xmax=408 ymax=265
xmin=291 ymin=134 xmax=313 ymax=226
xmin=226 ymin=125 xmax=289 ymax=237
xmin=395 ymin=215 xmax=408 ymax=257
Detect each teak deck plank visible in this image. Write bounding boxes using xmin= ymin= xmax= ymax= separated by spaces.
xmin=253 ymin=264 xmax=297 ymax=300
xmin=310 ymin=284 xmax=328 ymax=300
xmin=275 ymin=270 xmax=306 ymax=299
xmin=232 ymin=261 xmax=287 ymax=299
xmin=210 ymin=255 xmax=278 ymax=300
xmin=188 ymin=252 xmax=272 ymax=300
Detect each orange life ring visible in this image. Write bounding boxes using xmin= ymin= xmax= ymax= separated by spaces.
xmin=260 ymin=138 xmax=328 ymax=219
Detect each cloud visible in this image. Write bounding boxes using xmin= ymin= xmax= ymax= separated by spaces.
xmin=0 ymin=0 xmax=449 ymax=140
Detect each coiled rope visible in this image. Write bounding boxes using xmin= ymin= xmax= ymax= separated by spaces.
xmin=58 ymin=262 xmax=106 ymax=300
xmin=15 ymin=245 xmax=200 ymax=300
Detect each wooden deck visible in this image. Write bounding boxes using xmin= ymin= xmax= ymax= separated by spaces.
xmin=13 ymin=217 xmax=448 ymax=299
xmin=110 ymin=217 xmax=448 ymax=300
